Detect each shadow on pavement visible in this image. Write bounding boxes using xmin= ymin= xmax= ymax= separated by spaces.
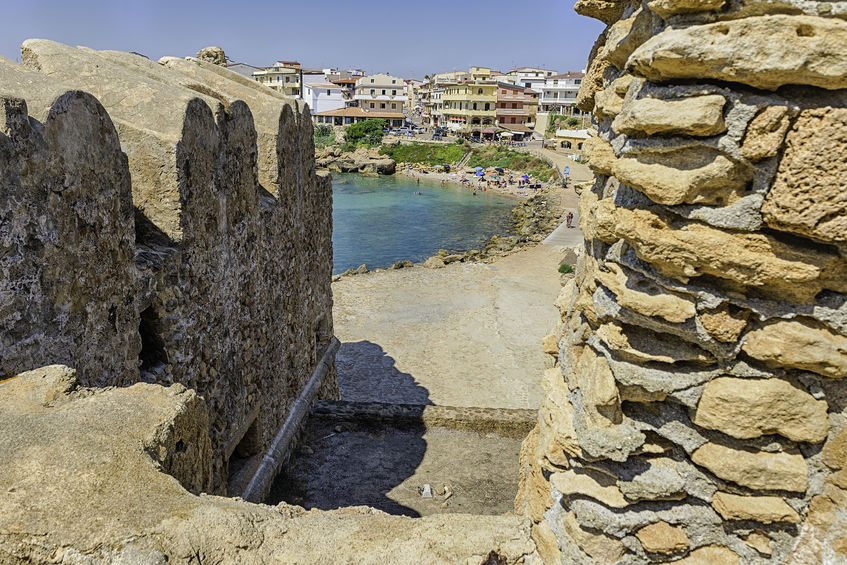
xmin=335 ymin=340 xmax=433 ymax=405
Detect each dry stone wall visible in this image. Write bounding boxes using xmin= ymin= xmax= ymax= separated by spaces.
xmin=518 ymin=1 xmax=847 ymax=563
xmin=1 ymin=41 xmax=335 ymax=495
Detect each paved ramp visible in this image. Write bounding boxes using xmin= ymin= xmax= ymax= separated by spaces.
xmin=543 ymin=214 xmax=583 ymax=247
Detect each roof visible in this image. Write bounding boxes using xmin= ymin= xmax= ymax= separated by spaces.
xmin=332 ymin=78 xmax=358 ymax=85
xmin=496 ymin=82 xmax=525 ymax=90
xmin=502 ymin=124 xmax=533 ymax=133
xmin=313 ymin=107 xmax=405 ymax=119
xmin=508 ymin=67 xmax=558 ymax=74
xmin=549 ymin=72 xmax=585 ymax=79
xmin=525 ymin=88 xmax=539 ymax=94
xmin=555 ymin=128 xmax=591 ymax=139
xmin=306 ymin=83 xmax=342 ymax=89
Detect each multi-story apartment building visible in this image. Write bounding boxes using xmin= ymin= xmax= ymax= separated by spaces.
xmin=354 ymin=73 xmax=409 ymax=113
xmin=302 ymin=82 xmax=345 ymax=114
xmin=253 ymin=61 xmax=301 ymax=97
xmin=495 ymin=83 xmax=533 ymax=126
xmin=441 ymin=82 xmax=497 ymax=131
xmin=505 ymin=67 xmax=558 ymax=92
xmin=539 ymin=72 xmax=585 ymax=114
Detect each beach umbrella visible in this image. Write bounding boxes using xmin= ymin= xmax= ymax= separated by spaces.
xmin=473 ymin=166 xmax=484 ymax=171
xmin=521 ymin=175 xmax=530 ymax=180
xmin=495 ymin=167 xmax=505 ymax=173
xmin=487 ymin=172 xmax=498 ymax=176
xmin=475 ymin=171 xmax=485 ymax=176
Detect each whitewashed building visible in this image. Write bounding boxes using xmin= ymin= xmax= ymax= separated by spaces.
xmin=539 ymin=72 xmax=585 ymax=115
xmin=302 ymin=83 xmax=345 ymax=114
xmin=354 ymin=73 xmax=408 ymax=113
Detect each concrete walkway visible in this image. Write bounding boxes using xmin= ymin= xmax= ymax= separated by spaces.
xmin=543 ymin=216 xmax=583 ymax=247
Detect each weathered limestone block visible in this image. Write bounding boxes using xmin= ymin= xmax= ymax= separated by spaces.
xmin=575 ymin=0 xmax=630 ymax=24
xmin=617 ymin=457 xmax=687 ymax=501
xmin=515 ymin=426 xmax=556 ymax=522
xmin=0 ymin=65 xmax=139 ymax=387
xmin=823 ymin=427 xmax=847 ymax=470
xmin=599 ymin=8 xmax=659 ymax=69
xmin=576 ymin=29 xmax=612 ymax=112
xmin=691 ymin=442 xmax=809 ymax=492
xmin=560 ymin=511 xmax=626 ymax=563
xmin=648 ymin=0 xmax=726 ymax=18
xmin=539 ymin=367 xmax=583 ymax=464
xmin=584 ymin=190 xmax=847 ymax=303
xmin=674 ymin=545 xmax=740 ymax=564
xmin=552 ymin=469 xmax=630 ymax=508
xmin=741 ymin=105 xmax=792 ymax=161
xmin=594 ymin=75 xmax=634 ymax=119
xmin=712 ymin=491 xmax=801 ymax=523
xmin=698 ymin=303 xmax=749 ymax=343
xmin=627 ymin=15 xmax=847 ymax=91
xmin=572 ymin=345 xmax=623 ymax=426
xmin=636 ymin=521 xmax=690 ymax=553
xmin=612 ymin=94 xmax=727 ymax=137
xmin=610 ymin=146 xmax=751 ymax=206
xmin=196 ymin=46 xmax=226 ymax=66
xmin=596 ymin=322 xmax=714 ymax=364
xmin=761 ymin=107 xmax=847 ymax=243
xmin=744 ymin=531 xmax=772 ymax=555
xmin=531 ymin=520 xmax=562 ymax=564
xmin=693 ymin=377 xmax=829 ymax=443
xmin=742 ymin=319 xmax=847 ymax=378
xmin=594 ymin=262 xmax=696 ymax=323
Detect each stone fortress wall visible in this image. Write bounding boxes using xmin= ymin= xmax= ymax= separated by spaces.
xmin=517 ymin=0 xmax=847 ymax=563
xmin=0 ymin=40 xmax=336 ymax=495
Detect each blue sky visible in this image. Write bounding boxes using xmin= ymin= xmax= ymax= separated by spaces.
xmin=1 ymin=1 xmax=605 ymax=79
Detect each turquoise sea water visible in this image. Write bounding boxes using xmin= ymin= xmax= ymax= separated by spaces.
xmin=332 ymin=173 xmax=517 ymax=274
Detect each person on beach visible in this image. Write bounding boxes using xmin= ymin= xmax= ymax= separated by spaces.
xmin=566 ymin=212 xmax=574 ymax=228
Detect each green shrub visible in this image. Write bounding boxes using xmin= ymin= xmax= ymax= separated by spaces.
xmin=314 ymin=124 xmax=336 ymax=148
xmin=378 ymin=142 xmax=467 ymax=166
xmin=315 ymin=124 xmax=333 ymax=138
xmin=345 ymin=119 xmax=386 ymax=145
xmin=566 ymin=117 xmax=580 ymax=127
xmin=558 ymin=263 xmax=573 ymax=274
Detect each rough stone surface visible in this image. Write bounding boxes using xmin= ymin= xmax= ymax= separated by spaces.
xmin=6 ymin=40 xmax=335 ymax=495
xmin=628 ymin=16 xmax=847 ymax=91
xmin=741 ymin=105 xmax=792 ymax=161
xmin=674 ymin=545 xmax=740 ymax=565
xmin=761 ymin=107 xmax=847 ymax=243
xmin=612 ymin=94 xmax=727 ymax=137
xmin=712 ymin=492 xmax=801 ymax=523
xmin=698 ymin=303 xmax=749 ymax=343
xmin=196 ymin=46 xmax=226 ymax=66
xmin=636 ymin=521 xmax=690 ymax=553
xmin=648 ymin=0 xmax=726 ymax=18
xmin=551 ymin=470 xmax=630 ymax=508
xmin=693 ymin=377 xmax=829 ymax=443
xmin=692 ymin=442 xmax=809 ymax=492
xmin=742 ymin=319 xmax=847 ymax=378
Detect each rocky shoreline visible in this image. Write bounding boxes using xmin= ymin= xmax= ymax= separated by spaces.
xmin=316 ymin=146 xmax=396 ymax=175
xmin=333 ymin=185 xmax=570 ymax=280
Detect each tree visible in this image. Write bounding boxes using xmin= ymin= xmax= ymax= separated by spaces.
xmin=345 ymin=119 xmax=386 ymax=145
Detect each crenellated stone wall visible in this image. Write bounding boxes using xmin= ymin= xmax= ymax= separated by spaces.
xmin=517 ymin=1 xmax=847 ymax=563
xmin=0 ymin=41 xmax=335 ymax=496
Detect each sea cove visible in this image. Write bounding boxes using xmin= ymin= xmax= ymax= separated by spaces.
xmin=332 ymin=173 xmax=517 ymax=274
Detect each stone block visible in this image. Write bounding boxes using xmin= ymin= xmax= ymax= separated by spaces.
xmin=593 ymin=262 xmax=696 ymax=324
xmin=612 ymin=94 xmax=727 ymax=137
xmin=762 ymin=107 xmax=847 ymax=243
xmin=693 ymin=376 xmax=829 ymax=443
xmin=673 ymin=545 xmax=739 ymax=565
xmin=575 ymin=0 xmax=629 ymax=24
xmin=561 ymin=511 xmax=626 ymax=563
xmin=531 ymin=520 xmax=562 ymax=564
xmin=691 ymin=442 xmax=809 ymax=492
xmin=741 ymin=105 xmax=792 ymax=161
xmin=742 ymin=319 xmax=847 ymax=379
xmin=627 ymin=15 xmax=847 ymax=91
xmin=599 ymin=8 xmax=658 ymax=69
xmin=712 ymin=491 xmax=801 ymax=523
xmin=636 ymin=521 xmax=689 ymax=553
xmin=551 ymin=469 xmax=630 ymax=508
xmin=647 ymin=0 xmax=726 ymax=18
xmin=698 ymin=303 xmax=749 ymax=343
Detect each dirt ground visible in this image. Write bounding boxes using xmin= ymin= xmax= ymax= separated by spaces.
xmin=331 ymin=243 xmax=567 ymax=410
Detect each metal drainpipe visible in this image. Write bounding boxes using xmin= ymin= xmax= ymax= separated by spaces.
xmin=240 ymin=336 xmax=341 ymax=503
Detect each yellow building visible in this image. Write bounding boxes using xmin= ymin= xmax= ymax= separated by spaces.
xmin=253 ymin=61 xmax=301 ymax=97
xmin=470 ymin=66 xmax=491 ymax=82
xmin=441 ymin=83 xmax=497 ymax=133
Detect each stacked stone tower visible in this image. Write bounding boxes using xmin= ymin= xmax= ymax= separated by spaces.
xmin=518 ymin=1 xmax=847 ymax=563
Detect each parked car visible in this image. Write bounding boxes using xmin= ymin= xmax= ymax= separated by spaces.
xmin=389 ymin=128 xmax=400 ymax=136
xmin=397 ymin=127 xmax=412 ymax=135
xmin=431 ymin=134 xmax=443 ymax=141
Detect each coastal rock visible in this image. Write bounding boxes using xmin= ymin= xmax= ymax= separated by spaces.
xmin=761 ymin=107 xmax=847 ymax=243
xmin=612 ymin=94 xmax=727 ymax=137
xmin=423 ymin=256 xmax=446 ymax=269
xmin=647 ymin=0 xmax=726 ymax=18
xmin=196 ymin=46 xmax=226 ymax=66
xmin=742 ymin=319 xmax=847 ymax=378
xmin=741 ymin=106 xmax=792 ymax=161
xmin=693 ymin=376 xmax=829 ymax=443
xmin=635 ymin=521 xmax=689 ymax=554
xmin=627 ymin=15 xmax=847 ymax=91
xmin=691 ymin=442 xmax=809 ymax=492
xmin=711 ymin=491 xmax=801 ymax=523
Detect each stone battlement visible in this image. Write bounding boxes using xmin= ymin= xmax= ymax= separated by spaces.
xmin=517 ymin=1 xmax=847 ymax=563
xmin=0 ymin=41 xmax=335 ymax=495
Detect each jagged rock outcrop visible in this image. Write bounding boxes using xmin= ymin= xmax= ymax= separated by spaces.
xmin=517 ymin=1 xmax=847 ymax=563
xmin=1 ymin=40 xmax=336 ymax=496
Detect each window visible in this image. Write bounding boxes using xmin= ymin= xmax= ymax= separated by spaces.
xmin=370 ymin=102 xmax=375 ymax=108
xmin=326 ymin=89 xmax=331 ymax=95
xmin=391 ymin=103 xmax=396 ymax=109
xmin=392 ymin=89 xmax=396 ymax=95
xmin=574 ymin=79 xmax=582 ymax=85
xmin=380 ymin=103 xmax=385 ymax=108
xmin=370 ymin=89 xmax=375 ymax=95
xmin=477 ymin=88 xmax=483 ymax=95
xmin=484 ymin=102 xmax=490 ymax=111
xmin=382 ymin=89 xmax=386 ymax=95
xmin=473 ymin=102 xmax=477 ymax=110
xmin=370 ymin=78 xmax=374 ymax=83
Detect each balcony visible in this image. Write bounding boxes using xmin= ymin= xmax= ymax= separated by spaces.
xmin=496 ymin=107 xmax=529 ymax=116
xmin=497 ymin=94 xmax=526 ymax=102
xmin=354 ymin=93 xmax=409 ymax=101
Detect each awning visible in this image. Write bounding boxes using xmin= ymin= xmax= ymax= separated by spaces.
xmin=499 ymin=132 xmax=514 ymax=137
xmin=482 ymin=128 xmax=495 ymax=134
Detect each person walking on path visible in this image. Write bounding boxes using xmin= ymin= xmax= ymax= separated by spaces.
xmin=566 ymin=211 xmax=574 ymax=228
